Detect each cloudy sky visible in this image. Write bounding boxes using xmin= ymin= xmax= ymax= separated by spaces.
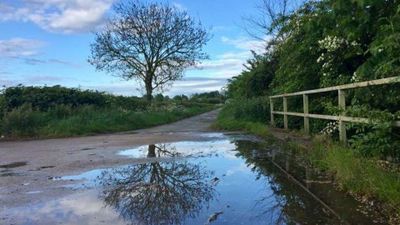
xmin=0 ymin=0 xmax=266 ymax=96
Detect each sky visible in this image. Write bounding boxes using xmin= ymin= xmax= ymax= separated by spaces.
xmin=0 ymin=0 xmax=266 ymax=96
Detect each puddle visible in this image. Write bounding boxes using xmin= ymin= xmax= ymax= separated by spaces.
xmin=80 ymin=147 xmax=96 ymax=151
xmin=0 ymin=171 xmax=22 ymax=177
xmin=118 ymin=139 xmax=236 ymax=159
xmin=2 ymin=134 xmax=387 ymax=225
xmin=0 ymin=161 xmax=27 ymax=169
xmin=25 ymin=191 xmax=42 ymax=194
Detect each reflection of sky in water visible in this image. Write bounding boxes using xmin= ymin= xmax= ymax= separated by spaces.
xmin=3 ymin=134 xmax=375 ymax=225
xmin=5 ymin=190 xmax=127 ymax=225
xmin=7 ymin=146 xmax=279 ymax=225
xmin=118 ymin=139 xmax=237 ymax=158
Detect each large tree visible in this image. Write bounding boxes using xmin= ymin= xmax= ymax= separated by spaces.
xmin=89 ymin=0 xmax=209 ymax=101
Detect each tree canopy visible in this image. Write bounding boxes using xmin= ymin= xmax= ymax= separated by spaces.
xmin=89 ymin=0 xmax=209 ymax=101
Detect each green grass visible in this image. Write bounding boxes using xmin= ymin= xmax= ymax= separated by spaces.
xmin=213 ymin=105 xmax=270 ymax=138
xmin=1 ymin=103 xmax=215 ymax=139
xmin=216 ymin=103 xmax=400 ymax=218
xmin=310 ymin=138 xmax=400 ymax=214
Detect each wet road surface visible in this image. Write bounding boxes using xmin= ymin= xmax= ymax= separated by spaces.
xmin=0 ymin=110 xmax=388 ymax=224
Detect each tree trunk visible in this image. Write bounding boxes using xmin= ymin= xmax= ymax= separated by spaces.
xmin=147 ymin=144 xmax=156 ymax=157
xmin=145 ymin=75 xmax=153 ymax=102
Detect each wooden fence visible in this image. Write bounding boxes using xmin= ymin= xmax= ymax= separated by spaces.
xmin=269 ymin=76 xmax=400 ymax=142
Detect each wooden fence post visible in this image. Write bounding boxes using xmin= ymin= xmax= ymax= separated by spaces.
xmin=270 ymin=97 xmax=275 ymax=126
xmin=283 ymin=97 xmax=288 ymax=129
xmin=303 ymin=94 xmax=310 ymax=134
xmin=338 ymin=89 xmax=347 ymax=143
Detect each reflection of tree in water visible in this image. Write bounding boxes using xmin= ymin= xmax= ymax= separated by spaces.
xmin=234 ymin=140 xmax=339 ymax=225
xmin=98 ymin=144 xmax=215 ymax=225
xmin=146 ymin=144 xmax=181 ymax=157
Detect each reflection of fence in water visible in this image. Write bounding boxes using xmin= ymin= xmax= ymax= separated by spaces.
xmin=269 ymin=76 xmax=400 ymax=142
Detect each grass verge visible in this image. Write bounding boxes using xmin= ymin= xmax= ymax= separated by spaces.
xmin=310 ymin=137 xmax=400 ymax=218
xmin=215 ymin=105 xmax=400 ymax=221
xmin=212 ymin=102 xmax=270 ymax=138
xmin=2 ymin=104 xmax=215 ymax=139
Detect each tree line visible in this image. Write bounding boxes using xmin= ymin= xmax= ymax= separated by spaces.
xmin=225 ymin=0 xmax=400 ymax=160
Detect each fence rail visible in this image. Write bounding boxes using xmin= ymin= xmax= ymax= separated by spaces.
xmin=269 ymin=76 xmax=400 ymax=142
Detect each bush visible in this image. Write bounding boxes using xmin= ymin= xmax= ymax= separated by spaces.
xmin=2 ymin=104 xmax=45 ymax=137
xmin=47 ymin=104 xmax=74 ymax=119
xmin=3 ymin=85 xmax=108 ymax=110
xmin=223 ymin=97 xmax=270 ymax=123
xmin=2 ymin=85 xmax=150 ymax=112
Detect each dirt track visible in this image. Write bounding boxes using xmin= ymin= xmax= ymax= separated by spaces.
xmin=0 ymin=110 xmax=220 ymax=209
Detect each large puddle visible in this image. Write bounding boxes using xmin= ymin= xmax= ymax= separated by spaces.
xmin=3 ymin=133 xmax=386 ymax=225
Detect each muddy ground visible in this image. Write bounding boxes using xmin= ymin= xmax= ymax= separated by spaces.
xmin=0 ymin=110 xmax=222 ymax=209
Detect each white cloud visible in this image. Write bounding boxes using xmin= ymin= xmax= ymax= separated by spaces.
xmin=25 ymin=75 xmax=72 ymax=83
xmin=168 ymin=79 xmax=225 ymax=96
xmin=0 ymin=37 xmax=81 ymax=70
xmin=0 ymin=0 xmax=114 ymax=33
xmin=0 ymin=73 xmax=78 ymax=87
xmin=180 ymin=35 xmax=269 ymax=93
xmin=0 ymin=38 xmax=45 ymax=58
xmin=221 ymin=36 xmax=266 ymax=54
xmin=192 ymin=36 xmax=268 ymax=80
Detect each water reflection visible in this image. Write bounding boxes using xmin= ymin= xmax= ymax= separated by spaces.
xmin=3 ymin=137 xmax=385 ymax=225
xmin=98 ymin=144 xmax=215 ymax=225
xmin=233 ymin=140 xmax=375 ymax=225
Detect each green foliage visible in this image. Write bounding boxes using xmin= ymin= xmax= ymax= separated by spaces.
xmin=2 ymin=85 xmax=152 ymax=112
xmin=40 ymin=105 xmax=213 ymax=137
xmin=0 ymin=85 xmax=218 ymax=139
xmin=218 ymin=1 xmax=400 ymax=214
xmin=172 ymin=94 xmax=189 ymax=102
xmin=1 ymin=103 xmax=214 ymax=139
xmin=214 ymin=115 xmax=270 ymax=138
xmin=154 ymin=94 xmax=165 ymax=102
xmin=2 ymin=104 xmax=45 ymax=137
xmin=347 ymin=106 xmax=400 ymax=160
xmin=107 ymin=95 xmax=149 ymax=111
xmin=309 ymin=137 xmax=400 ymax=214
xmin=226 ymin=52 xmax=275 ymax=98
xmin=222 ymin=97 xmax=270 ymax=123
xmin=190 ymin=91 xmax=225 ymax=104
xmin=4 ymin=85 xmax=108 ymax=111
xmin=222 ymin=0 xmax=400 ymax=160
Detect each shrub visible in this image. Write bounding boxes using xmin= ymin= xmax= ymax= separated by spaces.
xmin=3 ymin=85 xmax=107 ymax=110
xmin=224 ymin=97 xmax=270 ymax=123
xmin=48 ymin=104 xmax=74 ymax=119
xmin=2 ymin=104 xmax=45 ymax=137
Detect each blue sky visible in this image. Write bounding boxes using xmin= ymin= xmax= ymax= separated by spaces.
xmin=0 ymin=0 xmax=266 ymax=96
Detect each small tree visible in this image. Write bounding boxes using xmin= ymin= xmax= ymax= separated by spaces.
xmin=89 ymin=0 xmax=209 ymax=102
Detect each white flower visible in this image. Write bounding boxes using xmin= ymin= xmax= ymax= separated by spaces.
xmin=317 ymin=54 xmax=324 ymax=63
xmin=318 ymin=35 xmax=348 ymax=52
xmin=351 ymin=72 xmax=359 ymax=82
xmin=320 ymin=121 xmax=339 ymax=135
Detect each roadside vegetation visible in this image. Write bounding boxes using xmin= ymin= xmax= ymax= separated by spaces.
xmin=0 ymin=86 xmax=223 ymax=139
xmin=215 ymin=104 xmax=400 ymax=222
xmin=216 ymin=0 xmax=400 ymax=221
